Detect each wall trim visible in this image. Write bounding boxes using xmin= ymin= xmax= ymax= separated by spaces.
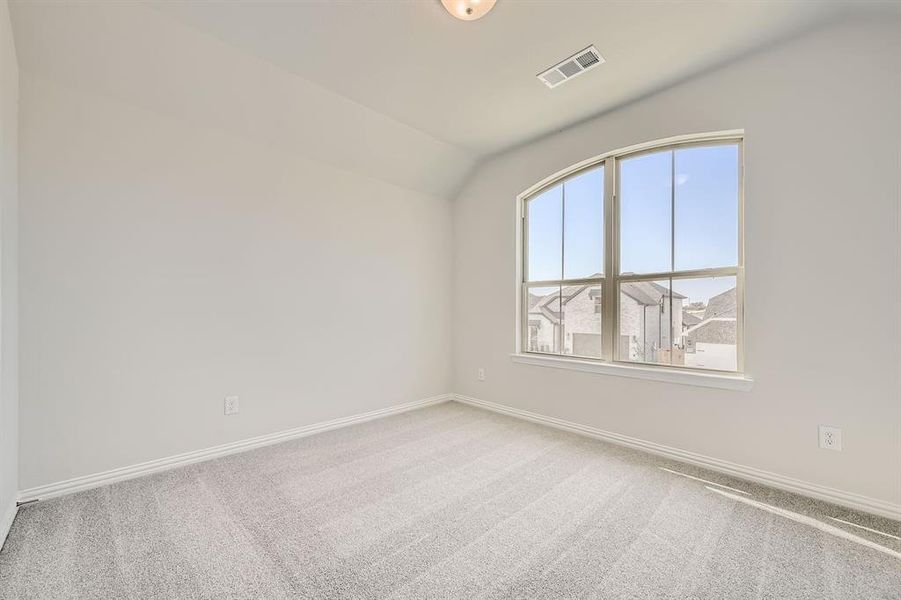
xmin=0 ymin=500 xmax=17 ymax=550
xmin=452 ymin=394 xmax=901 ymax=521
xmin=18 ymin=394 xmax=453 ymax=504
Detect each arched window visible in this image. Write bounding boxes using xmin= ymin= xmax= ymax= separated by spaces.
xmin=519 ymin=132 xmax=744 ymax=373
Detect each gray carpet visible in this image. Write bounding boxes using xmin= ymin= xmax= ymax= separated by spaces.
xmin=1 ymin=402 xmax=899 ymax=599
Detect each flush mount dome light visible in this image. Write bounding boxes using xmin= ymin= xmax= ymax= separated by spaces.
xmin=441 ymin=0 xmax=496 ymax=21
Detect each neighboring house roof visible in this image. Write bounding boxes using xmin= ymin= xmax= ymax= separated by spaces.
xmin=683 ymin=318 xmax=736 ymax=344
xmin=621 ymin=281 xmax=686 ymax=306
xmin=681 ymin=287 xmax=738 ymax=344
xmin=682 ymin=312 xmax=702 ymax=327
xmin=528 ymin=281 xmax=595 ymax=324
xmin=528 ymin=279 xmax=686 ymax=325
xmin=704 ymin=288 xmax=737 ymax=319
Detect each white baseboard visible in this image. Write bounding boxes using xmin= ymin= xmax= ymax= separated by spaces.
xmin=18 ymin=392 xmax=900 ymax=522
xmin=18 ymin=394 xmax=453 ymax=504
xmin=452 ymin=394 xmax=901 ymax=521
xmin=0 ymin=499 xmax=17 ymax=550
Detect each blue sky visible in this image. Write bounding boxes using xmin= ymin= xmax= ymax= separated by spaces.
xmin=527 ymin=144 xmax=738 ymax=304
xmin=527 ymin=166 xmax=604 ymax=281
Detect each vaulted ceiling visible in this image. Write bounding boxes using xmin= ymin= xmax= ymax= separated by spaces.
xmin=149 ymin=0 xmax=851 ymax=156
xmin=9 ymin=1 xmax=882 ymax=198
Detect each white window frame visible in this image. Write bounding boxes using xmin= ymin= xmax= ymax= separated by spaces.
xmin=514 ymin=130 xmax=751 ymax=390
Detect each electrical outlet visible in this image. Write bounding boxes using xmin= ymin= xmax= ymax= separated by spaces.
xmin=224 ymin=395 xmax=240 ymax=416
xmin=819 ymin=425 xmax=842 ymax=451
xmin=477 ymin=368 xmax=485 ymax=381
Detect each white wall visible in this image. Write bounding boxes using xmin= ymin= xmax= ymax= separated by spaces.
xmin=453 ymin=16 xmax=901 ymax=510
xmin=12 ymin=1 xmax=461 ymax=492
xmin=18 ymin=73 xmax=453 ymax=490
xmin=0 ymin=0 xmax=19 ymax=538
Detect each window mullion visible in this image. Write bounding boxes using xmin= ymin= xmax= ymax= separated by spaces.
xmin=559 ymin=183 xmax=566 ymax=354
xmin=602 ymin=156 xmax=617 ymax=361
xmin=669 ymin=150 xmax=675 ymax=364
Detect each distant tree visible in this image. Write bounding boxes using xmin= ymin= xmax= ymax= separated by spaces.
xmin=688 ymin=301 xmax=706 ymax=311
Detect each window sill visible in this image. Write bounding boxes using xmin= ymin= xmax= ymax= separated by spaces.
xmin=509 ymin=353 xmax=754 ymax=392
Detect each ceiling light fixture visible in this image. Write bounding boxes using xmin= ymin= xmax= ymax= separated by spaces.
xmin=441 ymin=0 xmax=496 ymax=21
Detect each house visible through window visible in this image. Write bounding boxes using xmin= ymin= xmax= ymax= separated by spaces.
xmin=521 ymin=134 xmax=743 ymax=373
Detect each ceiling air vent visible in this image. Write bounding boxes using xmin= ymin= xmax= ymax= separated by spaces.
xmin=537 ymin=46 xmax=605 ymax=89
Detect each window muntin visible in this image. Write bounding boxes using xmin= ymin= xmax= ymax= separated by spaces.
xmin=525 ymin=166 xmax=605 ymax=283
xmin=524 ymin=166 xmax=606 ymax=357
xmin=521 ymin=136 xmax=742 ymax=374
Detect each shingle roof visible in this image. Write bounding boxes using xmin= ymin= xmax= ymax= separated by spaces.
xmin=682 ymin=312 xmax=703 ymax=327
xmin=703 ymin=288 xmax=737 ymax=319
xmin=683 ymin=318 xmax=736 ymax=344
xmin=529 ymin=279 xmax=687 ymax=325
xmin=621 ymin=281 xmax=686 ymax=305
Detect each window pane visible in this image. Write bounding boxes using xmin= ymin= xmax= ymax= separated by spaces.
xmin=526 ymin=285 xmax=561 ymax=354
xmin=563 ymin=167 xmax=604 ymax=279
xmin=527 ymin=185 xmax=562 ymax=281
xmin=618 ymin=279 xmax=676 ymax=365
xmin=673 ymin=276 xmax=738 ymax=371
xmin=562 ymin=284 xmax=602 ymax=358
xmin=674 ymin=145 xmax=739 ymax=271
xmin=619 ymin=151 xmax=672 ymax=275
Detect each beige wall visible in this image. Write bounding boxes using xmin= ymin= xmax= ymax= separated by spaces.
xmin=452 ymin=16 xmax=901 ymax=508
xmin=0 ymin=0 xmax=18 ymax=529
xmin=18 ymin=74 xmax=453 ymax=490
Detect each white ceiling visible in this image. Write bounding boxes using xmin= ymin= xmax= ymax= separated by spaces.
xmin=9 ymin=1 xmax=475 ymax=198
xmin=149 ymin=0 xmax=853 ymax=156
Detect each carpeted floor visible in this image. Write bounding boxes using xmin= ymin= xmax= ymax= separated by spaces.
xmin=0 ymin=402 xmax=899 ymax=599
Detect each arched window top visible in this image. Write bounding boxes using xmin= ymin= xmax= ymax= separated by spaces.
xmin=519 ymin=132 xmax=744 ymax=376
